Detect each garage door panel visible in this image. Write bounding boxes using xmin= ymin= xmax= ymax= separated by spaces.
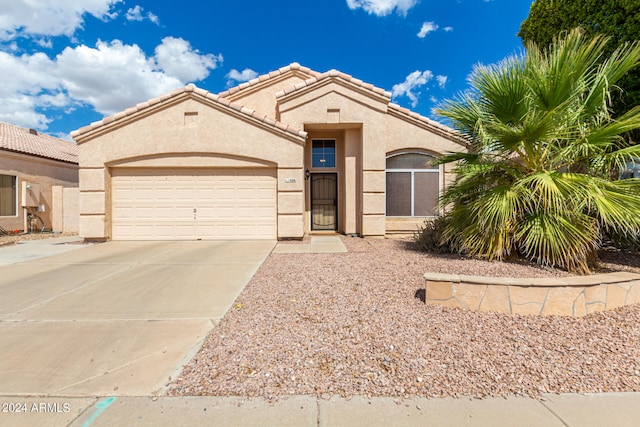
xmin=111 ymin=168 xmax=276 ymax=240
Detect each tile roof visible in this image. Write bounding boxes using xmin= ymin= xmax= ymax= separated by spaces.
xmin=274 ymin=69 xmax=392 ymax=99
xmin=71 ymin=84 xmax=307 ymax=141
xmin=218 ymin=62 xmax=320 ymax=99
xmin=71 ymin=63 xmax=464 ymax=147
xmin=0 ymin=122 xmax=78 ymax=164
xmin=267 ymin=65 xmax=465 ymax=146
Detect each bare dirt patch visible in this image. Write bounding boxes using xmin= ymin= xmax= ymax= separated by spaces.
xmin=168 ymin=237 xmax=640 ymax=400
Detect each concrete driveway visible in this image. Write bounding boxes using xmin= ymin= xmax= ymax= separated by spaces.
xmin=0 ymin=240 xmax=274 ymax=397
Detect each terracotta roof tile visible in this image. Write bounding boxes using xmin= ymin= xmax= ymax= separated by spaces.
xmin=70 ymin=64 xmax=461 ymax=146
xmin=274 ymin=69 xmax=393 ymax=100
xmin=0 ymin=122 xmax=78 ymax=164
xmin=71 ymin=84 xmax=307 ymax=141
xmin=218 ymin=62 xmax=320 ymax=99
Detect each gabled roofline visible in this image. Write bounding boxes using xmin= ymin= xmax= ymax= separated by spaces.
xmin=270 ymin=66 xmax=467 ymax=148
xmin=71 ymin=84 xmax=307 ymax=143
xmin=275 ymin=69 xmax=392 ymax=102
xmin=218 ymin=62 xmax=320 ymax=100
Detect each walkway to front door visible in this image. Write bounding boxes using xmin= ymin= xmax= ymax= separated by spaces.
xmin=272 ymin=235 xmax=347 ymax=254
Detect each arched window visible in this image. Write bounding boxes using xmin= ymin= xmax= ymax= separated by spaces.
xmin=386 ymin=152 xmax=439 ymax=217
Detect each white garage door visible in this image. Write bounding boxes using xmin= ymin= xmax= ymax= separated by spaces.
xmin=111 ymin=168 xmax=277 ymax=240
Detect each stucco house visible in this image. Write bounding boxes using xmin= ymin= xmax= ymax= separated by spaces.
xmin=0 ymin=122 xmax=79 ymax=233
xmin=72 ymin=63 xmax=468 ymax=241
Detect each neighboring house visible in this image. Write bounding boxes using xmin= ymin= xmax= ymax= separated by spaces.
xmin=0 ymin=122 xmax=79 ymax=233
xmin=72 ymin=63 xmax=468 ymax=241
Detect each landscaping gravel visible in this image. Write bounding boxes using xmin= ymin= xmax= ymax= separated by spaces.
xmin=169 ymin=237 xmax=640 ymax=401
xmin=0 ymin=232 xmax=77 ymax=246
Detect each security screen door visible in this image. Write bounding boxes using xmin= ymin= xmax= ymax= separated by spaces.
xmin=311 ymin=173 xmax=337 ymax=231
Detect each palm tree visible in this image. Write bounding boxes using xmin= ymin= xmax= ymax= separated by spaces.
xmin=434 ymin=29 xmax=640 ymax=274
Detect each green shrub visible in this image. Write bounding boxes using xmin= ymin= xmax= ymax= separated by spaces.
xmin=433 ymin=29 xmax=640 ymax=274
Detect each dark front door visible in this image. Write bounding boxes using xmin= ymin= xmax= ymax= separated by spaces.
xmin=311 ymin=173 xmax=337 ymax=231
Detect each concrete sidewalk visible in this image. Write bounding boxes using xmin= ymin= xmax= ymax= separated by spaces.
xmin=272 ymin=235 xmax=347 ymax=254
xmin=1 ymin=393 xmax=638 ymax=427
xmin=0 ymin=235 xmax=88 ymax=266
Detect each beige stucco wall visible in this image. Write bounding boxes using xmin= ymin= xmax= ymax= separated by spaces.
xmin=0 ymin=150 xmax=78 ymax=232
xmin=278 ymin=79 xmax=467 ymax=237
xmin=75 ymin=72 xmax=467 ymax=241
xmin=77 ymin=96 xmax=305 ymax=240
xmin=52 ymin=186 xmax=79 ymax=233
xmin=278 ymin=82 xmax=389 ymax=236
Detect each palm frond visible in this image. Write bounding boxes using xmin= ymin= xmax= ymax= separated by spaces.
xmin=433 ymin=28 xmax=640 ymax=273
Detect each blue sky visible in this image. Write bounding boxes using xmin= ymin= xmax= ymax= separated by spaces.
xmin=0 ymin=0 xmax=533 ymax=139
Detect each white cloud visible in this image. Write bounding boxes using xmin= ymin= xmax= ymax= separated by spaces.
xmin=0 ymin=51 xmax=64 ymax=128
xmin=0 ymin=37 xmax=223 ymax=128
xmin=391 ymin=70 xmax=434 ymax=107
xmin=0 ymin=0 xmax=122 ymax=39
xmin=36 ymin=38 xmax=53 ymax=49
xmin=125 ymin=5 xmax=143 ymax=21
xmin=346 ymin=0 xmax=418 ymax=17
xmin=155 ymin=37 xmax=222 ymax=83
xmin=443 ymin=26 xmax=454 ymax=32
xmin=56 ymin=40 xmax=184 ymax=115
xmin=125 ymin=5 xmax=159 ymax=24
xmin=226 ymin=68 xmax=259 ymax=85
xmin=436 ymin=75 xmax=448 ymax=88
xmin=417 ymin=21 xmax=438 ymax=38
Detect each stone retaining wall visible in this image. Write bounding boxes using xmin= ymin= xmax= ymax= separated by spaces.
xmin=424 ymin=272 xmax=640 ymax=317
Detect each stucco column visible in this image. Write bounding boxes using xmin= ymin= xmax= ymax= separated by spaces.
xmin=343 ymin=129 xmax=360 ymax=235
xmin=361 ymin=123 xmax=386 ymax=237
xmin=277 ymin=167 xmax=305 ymax=239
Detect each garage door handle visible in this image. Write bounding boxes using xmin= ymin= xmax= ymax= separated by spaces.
xmin=193 ymin=208 xmax=197 ymax=220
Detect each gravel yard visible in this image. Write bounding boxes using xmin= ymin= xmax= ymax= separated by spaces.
xmin=169 ymin=237 xmax=640 ymax=401
xmin=0 ymin=232 xmax=77 ymax=246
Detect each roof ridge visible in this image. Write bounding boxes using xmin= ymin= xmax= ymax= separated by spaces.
xmin=274 ymin=68 xmax=392 ymax=99
xmin=0 ymin=121 xmax=78 ymax=164
xmin=218 ymin=62 xmax=320 ymax=99
xmin=71 ymin=84 xmax=307 ymax=141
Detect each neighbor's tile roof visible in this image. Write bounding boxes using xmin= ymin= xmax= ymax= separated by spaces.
xmin=71 ymin=85 xmax=307 ymax=141
xmin=218 ymin=62 xmax=320 ymax=99
xmin=0 ymin=122 xmax=78 ymax=164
